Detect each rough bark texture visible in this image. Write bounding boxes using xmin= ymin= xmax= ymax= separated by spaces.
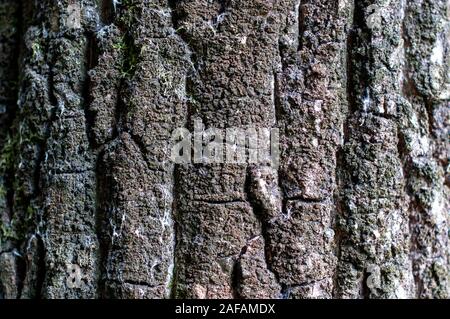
xmin=0 ymin=0 xmax=448 ymax=299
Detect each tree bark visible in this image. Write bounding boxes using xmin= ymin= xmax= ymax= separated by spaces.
xmin=0 ymin=0 xmax=448 ymax=299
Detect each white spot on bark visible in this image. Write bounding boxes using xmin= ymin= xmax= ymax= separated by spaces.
xmin=366 ymin=264 xmax=381 ymax=290
xmin=314 ymin=100 xmax=323 ymax=112
xmin=338 ymin=0 xmax=349 ymax=12
xmin=66 ymin=4 xmax=81 ymax=29
xmin=431 ymin=191 xmax=445 ymax=226
xmin=430 ymin=37 xmax=444 ymax=64
xmin=410 ymin=133 xmax=430 ymax=157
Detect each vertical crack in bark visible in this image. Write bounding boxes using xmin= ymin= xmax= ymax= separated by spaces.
xmin=170 ymin=165 xmax=181 ymax=299
xmin=167 ymin=1 xmax=182 ymax=298
xmin=398 ymin=0 xmax=420 ymax=298
xmin=100 ymin=0 xmax=115 ymax=25
xmin=83 ymin=22 xmax=111 ymax=297
xmin=297 ymin=0 xmax=305 ymax=51
xmin=244 ymin=167 xmax=284 ymax=298
xmin=95 ymin=2 xmax=140 ymax=297
xmin=94 ymin=149 xmax=107 ymax=298
xmin=333 ymin=0 xmax=355 ymax=298
xmin=0 ymin=2 xmax=23 ymax=292
xmin=35 ymin=236 xmax=45 ymax=299
xmin=360 ymin=269 xmax=370 ymax=299
xmin=85 ymin=31 xmax=105 ymax=299
xmin=272 ymin=70 xmax=283 ymax=128
xmin=167 ymin=0 xmax=198 ymax=298
xmin=351 ymin=0 xmax=373 ymax=113
xmin=334 ymin=0 xmax=383 ymax=299
xmin=83 ymin=33 xmax=98 ymax=150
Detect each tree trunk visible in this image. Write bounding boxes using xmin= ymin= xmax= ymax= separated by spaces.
xmin=0 ymin=0 xmax=448 ymax=299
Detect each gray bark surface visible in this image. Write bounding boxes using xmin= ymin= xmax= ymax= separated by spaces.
xmin=0 ymin=0 xmax=448 ymax=299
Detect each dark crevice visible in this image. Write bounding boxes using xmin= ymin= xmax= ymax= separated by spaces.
xmin=273 ymin=70 xmax=283 ymax=127
xmin=360 ymin=269 xmax=370 ymax=299
xmin=423 ymin=98 xmax=436 ymax=138
xmin=1 ymin=0 xmax=23 ymax=234
xmin=100 ymin=0 xmax=115 ymax=25
xmin=83 ymin=32 xmax=99 ymax=150
xmin=297 ymin=0 xmax=306 ymax=51
xmin=15 ymin=250 xmax=26 ymax=299
xmin=170 ymin=165 xmax=182 ymax=298
xmin=231 ymin=260 xmax=242 ymax=299
xmin=27 ymin=234 xmax=46 ymax=299
xmin=168 ymin=0 xmax=183 ymax=31
xmin=217 ymin=0 xmax=230 ymax=15
xmin=332 ymin=0 xmax=355 ymax=298
xmin=332 ymin=148 xmax=347 ymax=298
xmin=0 ymin=0 xmax=36 ymax=296
xmin=230 ymin=243 xmax=248 ymax=299
xmin=95 ymin=148 xmax=109 ymax=299
xmin=244 ymin=168 xmax=283 ymax=297
xmin=167 ymin=0 xmax=196 ymax=299
xmin=168 ymin=0 xmax=198 ymax=67
xmin=280 ymin=284 xmax=291 ymax=299
xmin=111 ymin=85 xmax=124 ymax=141
xmin=348 ymin=0 xmax=374 ymax=114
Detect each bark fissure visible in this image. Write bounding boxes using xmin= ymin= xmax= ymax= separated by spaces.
xmin=244 ymin=168 xmax=282 ymax=298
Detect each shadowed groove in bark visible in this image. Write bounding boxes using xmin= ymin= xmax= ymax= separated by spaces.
xmin=332 ymin=0 xmax=354 ymax=298
xmin=83 ymin=33 xmax=99 ymax=150
xmin=296 ymin=0 xmax=305 ymax=51
xmin=244 ymin=167 xmax=282 ymax=298
xmin=166 ymin=0 xmax=195 ymax=297
xmin=334 ymin=0 xmax=376 ymax=299
xmin=348 ymin=0 xmax=373 ymax=114
xmin=28 ymin=234 xmax=45 ymax=299
xmin=94 ymin=1 xmax=139 ymax=296
xmin=170 ymin=164 xmax=181 ymax=298
xmin=84 ymin=28 xmax=106 ymax=297
xmin=100 ymin=0 xmax=115 ymax=25
xmin=0 ymin=0 xmax=22 ymax=255
xmin=94 ymin=149 xmax=107 ymax=298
